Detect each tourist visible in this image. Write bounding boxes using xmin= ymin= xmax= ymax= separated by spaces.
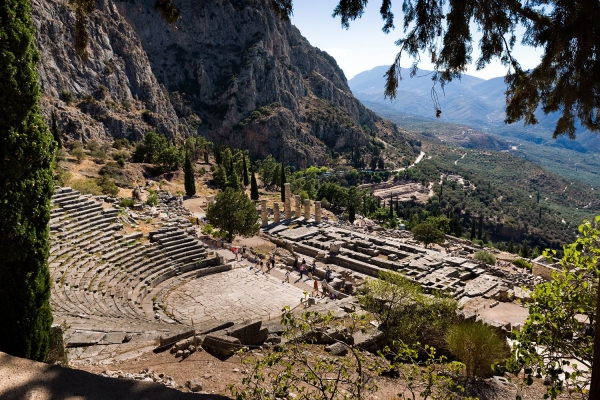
xmin=313 ymin=279 xmax=319 ymax=297
xmin=293 ymin=256 xmax=298 ymax=270
xmin=232 ymin=247 xmax=239 ymax=261
xmin=299 ymin=263 xmax=305 ymax=279
xmin=270 ymin=253 xmax=275 ymax=270
xmin=284 ymin=270 xmax=290 ymax=283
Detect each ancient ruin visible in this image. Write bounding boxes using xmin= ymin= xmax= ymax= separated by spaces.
xmin=48 ymin=185 xmax=534 ymax=369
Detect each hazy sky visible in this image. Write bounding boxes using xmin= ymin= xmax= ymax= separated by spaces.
xmin=292 ymin=1 xmax=543 ymax=81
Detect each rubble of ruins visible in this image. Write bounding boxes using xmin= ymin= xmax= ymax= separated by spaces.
xmin=46 ymin=182 xmax=540 ymax=390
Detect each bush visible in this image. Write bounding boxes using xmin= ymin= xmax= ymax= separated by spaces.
xmin=446 ymin=321 xmax=509 ymax=379
xmin=68 ymin=140 xmax=83 ymax=150
xmin=113 ymin=138 xmax=130 ymax=150
xmin=90 ymin=150 xmax=106 ymax=162
xmin=97 ymin=175 xmax=119 ymax=197
xmin=86 ymin=140 xmax=100 ymax=152
xmin=320 ymin=198 xmax=330 ymax=208
xmin=146 ymin=193 xmax=158 ymax=206
xmin=201 ymin=224 xmax=213 ymax=235
xmin=141 ymin=109 xmax=153 ymax=122
xmin=474 ymin=250 xmax=496 ymax=265
xmin=512 ymin=258 xmax=532 ymax=271
xmin=70 ymin=147 xmax=86 ymax=162
xmin=61 ymin=90 xmax=74 ymax=104
xmin=70 ymin=178 xmax=102 ymax=196
xmin=119 ymin=198 xmax=135 ymax=208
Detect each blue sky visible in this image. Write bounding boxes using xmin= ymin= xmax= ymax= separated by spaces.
xmin=291 ymin=1 xmax=543 ymax=81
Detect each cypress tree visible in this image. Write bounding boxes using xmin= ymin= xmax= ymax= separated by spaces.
xmin=470 ymin=219 xmax=476 ymax=240
xmin=184 ymin=152 xmax=196 ymax=196
xmin=250 ymin=170 xmax=259 ymax=201
xmin=50 ymin=111 xmax=62 ymax=148
xmin=477 ymin=214 xmax=483 ymax=240
xmin=280 ymin=163 xmax=286 ymax=202
xmin=0 ymin=0 xmax=54 ymax=361
xmin=242 ymin=154 xmax=249 ymax=187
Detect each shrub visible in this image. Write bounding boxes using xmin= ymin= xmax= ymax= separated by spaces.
xmin=90 ymin=150 xmax=106 ymax=162
xmin=119 ymin=198 xmax=135 ymax=208
xmin=68 ymin=140 xmax=83 ymax=150
xmin=97 ymin=175 xmax=119 ymax=197
xmin=250 ymin=110 xmax=262 ymax=119
xmin=113 ymin=138 xmax=130 ymax=150
xmin=86 ymin=140 xmax=100 ymax=152
xmin=320 ymin=198 xmax=330 ymax=208
xmin=201 ymin=224 xmax=213 ymax=235
xmin=70 ymin=178 xmax=102 ymax=196
xmin=141 ymin=109 xmax=153 ymax=122
xmin=70 ymin=147 xmax=86 ymax=162
xmin=197 ymin=166 xmax=206 ymax=176
xmin=146 ymin=193 xmax=158 ymax=206
xmin=446 ymin=321 xmax=509 ymax=379
xmin=474 ymin=250 xmax=496 ymax=265
xmin=61 ymin=90 xmax=74 ymax=104
xmin=512 ymin=258 xmax=532 ymax=271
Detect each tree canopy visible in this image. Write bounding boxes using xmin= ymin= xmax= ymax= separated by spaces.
xmin=279 ymin=0 xmax=598 ymax=139
xmin=206 ymin=187 xmax=260 ymax=242
xmin=510 ymin=217 xmax=600 ymax=398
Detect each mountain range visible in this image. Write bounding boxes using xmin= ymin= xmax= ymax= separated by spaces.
xmin=349 ymin=66 xmax=600 ymax=153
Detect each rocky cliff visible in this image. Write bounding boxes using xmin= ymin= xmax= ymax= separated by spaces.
xmin=32 ymin=0 xmax=183 ymax=142
xmin=32 ymin=0 xmax=418 ymax=167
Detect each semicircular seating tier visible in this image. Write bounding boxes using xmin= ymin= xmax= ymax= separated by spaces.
xmin=48 ymin=186 xmax=229 ymax=335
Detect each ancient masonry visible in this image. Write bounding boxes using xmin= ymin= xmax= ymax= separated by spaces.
xmin=261 ymin=212 xmax=536 ymax=330
xmin=48 ymin=186 xmax=233 ymax=361
xmin=284 ymin=183 xmax=291 ymax=220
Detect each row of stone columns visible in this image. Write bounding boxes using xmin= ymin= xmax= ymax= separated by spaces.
xmin=260 ymin=183 xmax=322 ymax=227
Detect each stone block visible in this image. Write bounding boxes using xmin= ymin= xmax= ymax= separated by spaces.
xmin=226 ymin=321 xmax=268 ymax=345
xmin=325 ymin=341 xmax=348 ymax=356
xmin=203 ymin=333 xmax=242 ymax=357
xmin=158 ymin=329 xmax=195 ymax=347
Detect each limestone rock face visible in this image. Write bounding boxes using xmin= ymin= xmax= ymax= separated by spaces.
xmin=32 ymin=0 xmax=419 ymax=166
xmin=114 ymin=0 xmax=418 ymax=166
xmin=32 ymin=0 xmax=183 ymax=143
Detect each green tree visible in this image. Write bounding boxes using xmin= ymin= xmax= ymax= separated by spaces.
xmin=50 ymin=111 xmax=62 ymax=148
xmin=446 ymin=321 xmax=509 ymax=380
xmin=0 ymin=0 xmax=54 ymax=361
xmin=358 ymin=271 xmax=457 ymax=349
xmin=229 ymin=308 xmax=380 ymax=400
xmin=242 ymin=153 xmax=249 ymax=186
xmin=206 ymin=187 xmax=260 ymax=242
xmin=184 ymin=152 xmax=196 ymax=196
xmin=412 ymin=221 xmax=446 ymax=248
xmin=477 ymin=214 xmax=483 ymax=240
xmin=250 ymin=169 xmax=259 ymax=201
xmin=280 ymin=162 xmax=286 ymax=202
xmin=347 ymin=186 xmax=360 ymax=224
xmin=473 ymin=250 xmax=496 ymax=266
xmin=510 ymin=217 xmax=600 ymax=398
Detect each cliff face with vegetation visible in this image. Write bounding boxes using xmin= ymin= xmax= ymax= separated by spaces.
xmin=32 ymin=0 xmax=185 ymax=143
xmin=32 ymin=0 xmax=418 ymax=167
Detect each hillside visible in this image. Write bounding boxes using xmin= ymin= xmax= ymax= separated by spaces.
xmin=32 ymin=0 xmax=419 ymax=168
xmin=349 ymin=66 xmax=600 ymax=154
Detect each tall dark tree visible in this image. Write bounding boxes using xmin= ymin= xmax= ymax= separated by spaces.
xmin=280 ymin=163 xmax=286 ymax=202
xmin=242 ymin=154 xmax=249 ymax=187
xmin=50 ymin=111 xmax=62 ymax=148
xmin=477 ymin=214 xmax=484 ymax=240
xmin=0 ymin=0 xmax=55 ymax=361
xmin=508 ymin=237 xmax=515 ymax=254
xmin=184 ymin=152 xmax=196 ymax=197
xmin=377 ymin=156 xmax=384 ymax=170
xmin=250 ymin=170 xmax=259 ymax=202
xmin=470 ymin=218 xmax=476 ymax=240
